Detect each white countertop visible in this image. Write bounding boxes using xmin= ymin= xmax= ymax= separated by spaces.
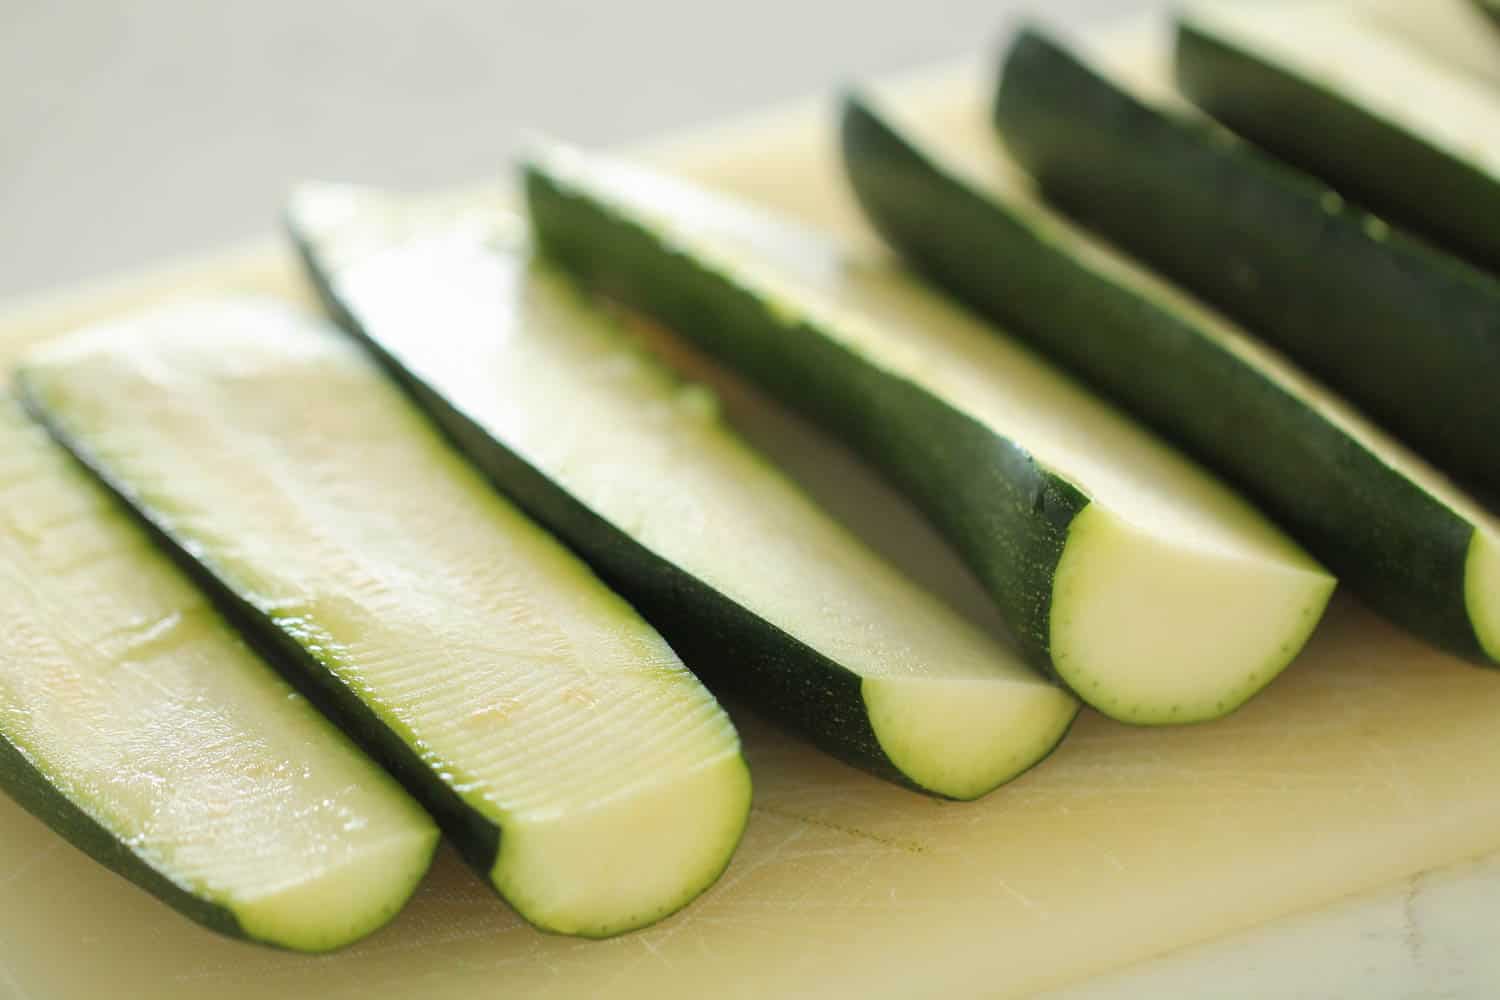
xmin=1 ymin=0 xmax=1139 ymax=301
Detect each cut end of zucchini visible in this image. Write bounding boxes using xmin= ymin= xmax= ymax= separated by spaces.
xmin=862 ymin=676 xmax=1078 ymax=800
xmin=1467 ymin=528 xmax=1500 ymax=664
xmin=19 ymin=298 xmax=753 ymax=939
xmin=230 ymin=826 xmax=439 ymax=952
xmin=1052 ymin=504 xmax=1336 ymax=725
xmin=492 ymin=750 xmax=751 ymax=937
xmin=527 ymin=139 xmax=1337 ymax=723
xmin=295 ymin=176 xmax=1080 ymax=796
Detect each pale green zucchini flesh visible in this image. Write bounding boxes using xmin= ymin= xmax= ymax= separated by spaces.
xmin=1355 ymin=0 xmax=1500 ymax=88
xmin=838 ymin=93 xmax=1500 ymax=668
xmin=18 ymin=299 xmax=751 ymax=939
xmin=0 ymin=399 xmax=437 ymax=952
xmin=523 ymin=145 xmax=1336 ymax=725
xmin=289 ymin=183 xmax=1079 ymax=800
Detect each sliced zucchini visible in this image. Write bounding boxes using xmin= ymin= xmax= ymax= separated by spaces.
xmin=1356 ymin=0 xmax=1500 ymax=89
xmin=523 ymin=145 xmax=1335 ymax=726
xmin=17 ymin=299 xmax=751 ymax=939
xmin=0 ymin=398 xmax=437 ymax=952
xmin=287 ymin=183 xmax=1078 ymax=800
xmin=840 ymin=94 xmax=1500 ymax=666
xmin=1177 ymin=1 xmax=1500 ymax=271
xmin=994 ymin=25 xmax=1500 ymax=496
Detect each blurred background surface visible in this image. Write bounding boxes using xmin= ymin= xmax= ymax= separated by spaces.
xmin=1 ymin=0 xmax=1141 ymax=300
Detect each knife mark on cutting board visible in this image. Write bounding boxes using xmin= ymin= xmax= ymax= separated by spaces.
xmin=752 ymin=804 xmax=928 ymax=855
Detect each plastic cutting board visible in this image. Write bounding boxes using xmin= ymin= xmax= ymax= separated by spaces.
xmin=1 ymin=9 xmax=1498 ymax=998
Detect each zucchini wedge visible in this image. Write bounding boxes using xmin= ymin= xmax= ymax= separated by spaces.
xmin=523 ymin=145 xmax=1335 ymax=726
xmin=1358 ymin=0 xmax=1500 ymax=90
xmin=0 ymin=398 xmax=437 ymax=952
xmin=287 ymin=183 xmax=1078 ymax=800
xmin=994 ymin=25 xmax=1500 ymax=496
xmin=840 ymin=94 xmax=1500 ymax=666
xmin=17 ymin=299 xmax=751 ymax=939
xmin=1176 ymin=2 xmax=1500 ymax=271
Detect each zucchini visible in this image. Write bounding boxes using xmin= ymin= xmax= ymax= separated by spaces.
xmin=522 ymin=145 xmax=1335 ymax=726
xmin=994 ymin=25 xmax=1500 ymax=496
xmin=840 ymin=94 xmax=1500 ymax=666
xmin=1358 ymin=0 xmax=1500 ymax=90
xmin=1176 ymin=2 xmax=1500 ymax=271
xmin=287 ymin=184 xmax=1078 ymax=800
xmin=17 ymin=299 xmax=751 ymax=939
xmin=0 ymin=398 xmax=437 ymax=952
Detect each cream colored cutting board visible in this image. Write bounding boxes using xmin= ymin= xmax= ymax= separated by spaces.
xmin=4 ymin=12 xmax=1500 ymax=1000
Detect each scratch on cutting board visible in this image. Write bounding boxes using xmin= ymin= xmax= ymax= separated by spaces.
xmin=752 ymin=804 xmax=927 ymax=855
xmin=0 ymin=957 xmax=32 ymax=1000
xmin=996 ymin=880 xmax=1039 ymax=911
xmin=635 ymin=929 xmax=675 ymax=968
xmin=1402 ymin=873 xmax=1427 ymax=963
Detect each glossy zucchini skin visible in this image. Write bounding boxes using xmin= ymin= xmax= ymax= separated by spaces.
xmin=1175 ymin=15 xmax=1500 ymax=273
xmin=994 ymin=27 xmax=1500 ymax=498
xmin=520 ymin=166 xmax=1089 ymax=680
xmin=288 ymin=219 xmax=1071 ymax=799
xmin=0 ymin=726 xmax=246 ymax=939
xmin=840 ymin=95 xmax=1495 ymax=665
xmin=22 ymin=305 xmax=760 ymax=938
xmin=1 ymin=394 xmax=439 ymax=951
xmin=16 ymin=388 xmax=506 ymax=874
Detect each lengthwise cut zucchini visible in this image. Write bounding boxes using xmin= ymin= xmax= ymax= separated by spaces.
xmin=839 ymin=94 xmax=1500 ymax=667
xmin=289 ymin=183 xmax=1079 ymax=800
xmin=1176 ymin=2 xmax=1500 ymax=271
xmin=0 ymin=399 xmax=437 ymax=952
xmin=523 ymin=145 xmax=1335 ymax=726
xmin=994 ymin=25 xmax=1500 ymax=496
xmin=18 ymin=299 xmax=751 ymax=939
xmin=1356 ymin=0 xmax=1500 ymax=90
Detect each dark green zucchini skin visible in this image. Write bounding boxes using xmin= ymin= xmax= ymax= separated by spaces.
xmin=0 ymin=727 xmax=250 ymax=943
xmin=17 ymin=383 xmax=501 ymax=892
xmin=839 ymin=95 xmax=1492 ymax=665
xmin=287 ymin=218 xmax=1070 ymax=800
xmin=993 ymin=27 xmax=1500 ymax=498
xmin=1175 ymin=17 xmax=1500 ymax=273
xmin=520 ymin=164 xmax=1090 ymax=683
xmin=1 ymin=402 xmax=431 ymax=951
